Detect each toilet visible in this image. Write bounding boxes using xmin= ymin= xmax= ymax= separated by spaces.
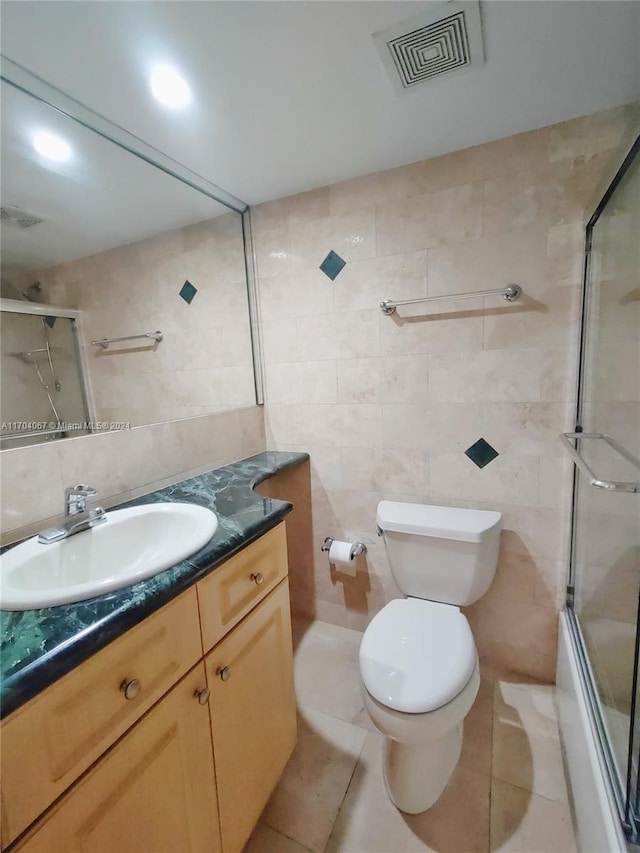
xmin=359 ymin=501 xmax=502 ymax=814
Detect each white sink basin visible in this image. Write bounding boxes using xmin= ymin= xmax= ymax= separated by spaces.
xmin=0 ymin=502 xmax=218 ymax=610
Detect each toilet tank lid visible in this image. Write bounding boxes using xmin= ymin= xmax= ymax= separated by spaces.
xmin=376 ymin=501 xmax=502 ymax=543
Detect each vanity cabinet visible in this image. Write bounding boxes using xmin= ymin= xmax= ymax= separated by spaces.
xmin=14 ymin=665 xmax=221 ymax=853
xmin=2 ymin=522 xmax=296 ymax=853
xmin=1 ymin=589 xmax=202 ymax=845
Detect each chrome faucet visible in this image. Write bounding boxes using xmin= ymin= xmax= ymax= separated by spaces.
xmin=38 ymin=484 xmax=107 ymax=544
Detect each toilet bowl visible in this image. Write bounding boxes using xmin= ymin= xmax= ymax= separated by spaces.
xmin=359 ymin=501 xmax=502 ymax=814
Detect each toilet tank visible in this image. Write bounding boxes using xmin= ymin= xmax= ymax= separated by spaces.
xmin=376 ymin=502 xmax=502 ymax=606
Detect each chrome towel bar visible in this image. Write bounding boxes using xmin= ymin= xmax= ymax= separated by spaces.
xmin=91 ymin=331 xmax=163 ymax=350
xmin=380 ymin=284 xmax=522 ymax=316
xmin=560 ymin=432 xmax=640 ymax=493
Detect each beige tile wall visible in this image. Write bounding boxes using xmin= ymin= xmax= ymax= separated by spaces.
xmin=254 ymin=105 xmax=637 ymax=681
xmin=8 ymin=212 xmax=255 ymax=426
xmin=0 ymin=405 xmax=265 ymax=544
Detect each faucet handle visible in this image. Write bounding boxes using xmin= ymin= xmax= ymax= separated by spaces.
xmin=65 ymin=484 xmax=98 ymax=516
xmin=65 ymin=484 xmax=98 ymax=498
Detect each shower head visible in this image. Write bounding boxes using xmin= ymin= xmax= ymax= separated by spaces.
xmin=8 ymin=349 xmax=46 ymax=364
xmin=8 ymin=348 xmax=62 ymax=392
xmin=21 ymin=282 xmax=43 ymax=303
xmin=8 ymin=350 xmax=36 ymax=364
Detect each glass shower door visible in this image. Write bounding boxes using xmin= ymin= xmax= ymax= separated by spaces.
xmin=0 ymin=310 xmax=91 ymax=447
xmin=570 ymin=137 xmax=640 ymax=837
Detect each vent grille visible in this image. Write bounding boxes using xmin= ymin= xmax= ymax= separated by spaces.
xmin=0 ymin=205 xmax=44 ymax=229
xmin=388 ymin=11 xmax=470 ymax=87
xmin=374 ymin=1 xmax=484 ymax=94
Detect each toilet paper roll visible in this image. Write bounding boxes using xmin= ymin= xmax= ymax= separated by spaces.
xmin=329 ymin=540 xmax=358 ymax=576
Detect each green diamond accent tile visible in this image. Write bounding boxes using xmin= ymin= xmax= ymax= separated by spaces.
xmin=179 ymin=280 xmax=197 ymax=304
xmin=465 ymin=438 xmax=499 ymax=469
xmin=319 ymin=250 xmax=346 ymax=280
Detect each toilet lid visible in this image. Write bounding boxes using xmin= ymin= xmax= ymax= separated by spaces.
xmin=359 ymin=598 xmax=477 ymax=713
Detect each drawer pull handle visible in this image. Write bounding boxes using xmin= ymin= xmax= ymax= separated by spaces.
xmin=250 ymin=572 xmax=264 ymax=585
xmin=120 ymin=678 xmax=141 ymax=700
xmin=194 ymin=687 xmax=211 ymax=705
xmin=216 ymin=665 xmax=232 ymax=682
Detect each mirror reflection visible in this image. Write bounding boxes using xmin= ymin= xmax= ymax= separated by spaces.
xmin=1 ymin=308 xmax=91 ymax=447
xmin=1 ymin=80 xmax=255 ymax=449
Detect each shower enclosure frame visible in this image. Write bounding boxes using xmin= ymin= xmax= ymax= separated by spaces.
xmin=564 ymin=133 xmax=640 ymax=846
xmin=0 ymin=298 xmax=97 ymax=443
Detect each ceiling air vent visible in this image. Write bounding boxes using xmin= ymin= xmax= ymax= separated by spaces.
xmin=373 ymin=1 xmax=484 ymax=94
xmin=0 ymin=205 xmax=44 ymax=229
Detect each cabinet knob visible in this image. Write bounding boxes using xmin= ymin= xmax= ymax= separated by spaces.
xmin=250 ymin=572 xmax=264 ymax=585
xmin=194 ymin=687 xmax=211 ymax=705
xmin=120 ymin=678 xmax=141 ymax=700
xmin=216 ymin=665 xmax=232 ymax=682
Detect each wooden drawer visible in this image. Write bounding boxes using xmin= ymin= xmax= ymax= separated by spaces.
xmin=1 ymin=588 xmax=202 ymax=847
xmin=197 ymin=523 xmax=288 ymax=653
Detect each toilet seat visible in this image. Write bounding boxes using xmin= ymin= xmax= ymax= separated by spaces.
xmin=359 ymin=598 xmax=476 ymax=713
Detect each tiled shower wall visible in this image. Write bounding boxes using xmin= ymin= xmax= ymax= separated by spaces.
xmin=8 ymin=212 xmax=255 ymax=426
xmin=254 ymin=105 xmax=636 ymax=681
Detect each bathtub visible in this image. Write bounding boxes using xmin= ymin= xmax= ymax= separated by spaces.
xmin=556 ymin=611 xmax=631 ymax=852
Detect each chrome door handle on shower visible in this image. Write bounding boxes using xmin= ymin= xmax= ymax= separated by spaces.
xmin=560 ymin=432 xmax=640 ymax=493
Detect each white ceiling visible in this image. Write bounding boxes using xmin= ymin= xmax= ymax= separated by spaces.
xmin=2 ymin=1 xmax=640 ymax=207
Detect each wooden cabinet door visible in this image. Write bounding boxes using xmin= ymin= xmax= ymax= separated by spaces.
xmin=1 ymin=588 xmax=202 ymax=847
xmin=15 ymin=665 xmax=221 ymax=853
xmin=205 ymin=579 xmax=297 ymax=853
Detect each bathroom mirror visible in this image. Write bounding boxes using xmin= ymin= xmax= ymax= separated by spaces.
xmin=0 ymin=76 xmax=256 ymax=448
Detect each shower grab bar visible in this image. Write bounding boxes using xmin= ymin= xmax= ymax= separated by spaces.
xmin=560 ymin=432 xmax=640 ymax=493
xmin=380 ymin=284 xmax=522 ymax=315
xmin=91 ymin=331 xmax=163 ymax=350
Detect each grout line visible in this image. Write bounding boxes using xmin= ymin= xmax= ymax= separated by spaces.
xmin=278 ymin=826 xmax=316 ymax=853
xmin=496 ymin=679 xmax=556 ymax=697
xmin=490 ymin=775 xmax=571 ymax=807
xmin=259 ymin=820 xmax=316 ymax=853
xmin=488 ymin=677 xmax=496 ymax=853
xmin=321 ymin=733 xmax=368 ymax=853
xmin=488 ymin=775 xmax=494 ymax=853
xmin=295 ymin=699 xmax=371 ymax=737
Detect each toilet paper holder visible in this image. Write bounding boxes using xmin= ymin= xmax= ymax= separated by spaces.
xmin=321 ymin=537 xmax=367 ymax=558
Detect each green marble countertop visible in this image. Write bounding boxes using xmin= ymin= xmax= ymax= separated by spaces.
xmin=0 ymin=450 xmax=309 ymax=718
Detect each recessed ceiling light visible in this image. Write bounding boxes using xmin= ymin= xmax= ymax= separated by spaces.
xmin=150 ymin=64 xmax=191 ymax=108
xmin=32 ymin=131 xmax=72 ymax=161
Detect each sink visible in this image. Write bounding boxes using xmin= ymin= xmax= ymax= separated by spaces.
xmin=0 ymin=503 xmax=218 ymax=611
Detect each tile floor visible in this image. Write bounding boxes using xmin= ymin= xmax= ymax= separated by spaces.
xmin=245 ymin=618 xmax=577 ymax=853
